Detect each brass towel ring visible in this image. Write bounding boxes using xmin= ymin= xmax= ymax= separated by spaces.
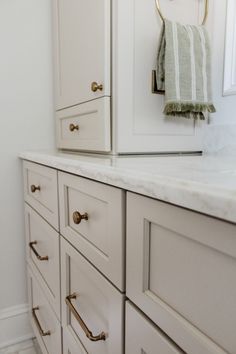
xmin=155 ymin=0 xmax=209 ymax=25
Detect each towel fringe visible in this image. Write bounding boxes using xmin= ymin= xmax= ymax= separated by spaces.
xmin=164 ymin=103 xmax=216 ymax=120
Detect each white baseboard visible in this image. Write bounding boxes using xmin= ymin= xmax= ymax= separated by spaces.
xmin=0 ymin=303 xmax=33 ymax=349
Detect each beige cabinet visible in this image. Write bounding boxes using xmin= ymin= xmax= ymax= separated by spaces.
xmin=27 ymin=266 xmax=62 ymax=354
xmin=61 ymin=237 xmax=124 ymax=354
xmin=52 ymin=0 xmax=205 ymax=154
xmin=22 ymin=160 xmax=236 ymax=354
xmin=56 ymin=99 xmax=111 ymax=152
xmin=126 ymin=301 xmax=183 ymax=354
xmin=59 ymin=171 xmax=125 ymax=291
xmin=53 ymin=0 xmax=111 ymax=152
xmin=25 ymin=204 xmax=60 ymax=318
xmin=63 ymin=327 xmax=87 ymax=354
xmin=23 ymin=161 xmax=59 ymax=230
xmin=127 ymin=192 xmax=236 ymax=354
xmin=53 ymin=0 xmax=111 ymax=110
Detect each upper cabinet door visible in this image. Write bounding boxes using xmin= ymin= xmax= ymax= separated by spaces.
xmin=53 ymin=0 xmax=111 ymax=110
xmin=113 ymin=0 xmax=206 ymax=154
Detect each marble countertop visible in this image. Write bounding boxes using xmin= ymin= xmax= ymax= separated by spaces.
xmin=20 ymin=150 xmax=236 ymax=224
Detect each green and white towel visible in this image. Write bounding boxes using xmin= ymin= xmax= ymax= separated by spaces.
xmin=157 ymin=19 xmax=216 ymax=120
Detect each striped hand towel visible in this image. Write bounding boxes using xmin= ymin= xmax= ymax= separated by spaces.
xmin=157 ymin=20 xmax=216 ymax=120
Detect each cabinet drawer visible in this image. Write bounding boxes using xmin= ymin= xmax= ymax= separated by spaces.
xmin=59 ymin=172 xmax=125 ymax=291
xmin=27 ymin=266 xmax=62 ymax=354
xmin=25 ymin=204 xmax=60 ymax=318
xmin=61 ymin=237 xmax=124 ymax=354
xmin=127 ymin=192 xmax=236 ymax=354
xmin=23 ymin=161 xmax=59 ymax=230
xmin=56 ymin=98 xmax=111 ymax=152
xmin=63 ymin=327 xmax=87 ymax=354
xmin=126 ymin=301 xmax=183 ymax=354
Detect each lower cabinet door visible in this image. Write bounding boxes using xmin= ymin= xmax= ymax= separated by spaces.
xmin=127 ymin=192 xmax=235 ymax=354
xmin=27 ymin=266 xmax=62 ymax=354
xmin=61 ymin=237 xmax=124 ymax=354
xmin=126 ymin=301 xmax=184 ymax=354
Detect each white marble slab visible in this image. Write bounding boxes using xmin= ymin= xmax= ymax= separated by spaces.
xmin=19 ymin=150 xmax=236 ymax=224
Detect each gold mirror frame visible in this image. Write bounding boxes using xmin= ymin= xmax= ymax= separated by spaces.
xmin=155 ymin=0 xmax=209 ymax=25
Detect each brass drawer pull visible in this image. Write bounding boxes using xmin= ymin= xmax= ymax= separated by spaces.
xmin=32 ymin=307 xmax=51 ymax=337
xmin=69 ymin=123 xmax=79 ymax=132
xmin=91 ymin=82 xmax=103 ymax=92
xmin=29 ymin=241 xmax=49 ymax=261
xmin=65 ymin=293 xmax=106 ymax=342
xmin=31 ymin=185 xmax=41 ymax=193
xmin=73 ymin=211 xmax=88 ymax=225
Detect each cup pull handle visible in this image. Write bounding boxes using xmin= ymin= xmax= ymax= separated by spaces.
xmin=65 ymin=293 xmax=106 ymax=342
xmin=29 ymin=241 xmax=49 ymax=261
xmin=32 ymin=307 xmax=51 ymax=337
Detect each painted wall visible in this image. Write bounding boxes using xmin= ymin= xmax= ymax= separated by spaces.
xmin=201 ymin=0 xmax=236 ymax=153
xmin=210 ymin=0 xmax=236 ymax=125
xmin=0 ymin=0 xmax=54 ymax=347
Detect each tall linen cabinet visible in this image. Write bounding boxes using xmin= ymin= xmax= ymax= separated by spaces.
xmin=52 ymin=0 xmax=205 ymax=154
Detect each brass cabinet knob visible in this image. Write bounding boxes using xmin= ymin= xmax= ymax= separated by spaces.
xmin=69 ymin=123 xmax=79 ymax=132
xmin=91 ymin=82 xmax=103 ymax=92
xmin=31 ymin=185 xmax=41 ymax=193
xmin=73 ymin=211 xmax=88 ymax=225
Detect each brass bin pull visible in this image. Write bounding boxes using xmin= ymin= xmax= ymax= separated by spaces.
xmin=91 ymin=82 xmax=103 ymax=92
xmin=32 ymin=307 xmax=51 ymax=337
xmin=69 ymin=123 xmax=79 ymax=132
xmin=29 ymin=241 xmax=49 ymax=261
xmin=31 ymin=185 xmax=40 ymax=193
xmin=65 ymin=293 xmax=106 ymax=342
xmin=73 ymin=211 xmax=88 ymax=225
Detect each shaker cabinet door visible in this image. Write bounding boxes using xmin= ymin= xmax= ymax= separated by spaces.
xmin=126 ymin=192 xmax=236 ymax=354
xmin=53 ymin=0 xmax=111 ymax=110
xmin=61 ymin=237 xmax=124 ymax=354
xmin=126 ymin=302 xmax=184 ymax=354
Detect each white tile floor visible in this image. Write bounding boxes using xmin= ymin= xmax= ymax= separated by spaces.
xmin=0 ymin=339 xmax=42 ymax=354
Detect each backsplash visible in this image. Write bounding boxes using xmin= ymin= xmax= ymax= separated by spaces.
xmin=204 ymin=124 xmax=236 ymax=154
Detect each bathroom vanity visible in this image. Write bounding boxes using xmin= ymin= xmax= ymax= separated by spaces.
xmin=21 ymin=151 xmax=236 ymax=354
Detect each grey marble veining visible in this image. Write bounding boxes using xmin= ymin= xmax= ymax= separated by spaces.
xmin=20 ymin=150 xmax=236 ymax=224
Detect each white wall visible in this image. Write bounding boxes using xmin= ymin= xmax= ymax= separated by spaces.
xmin=0 ymin=0 xmax=54 ymax=346
xmin=202 ymin=0 xmax=236 ymax=153
xmin=209 ymin=0 xmax=236 ymax=124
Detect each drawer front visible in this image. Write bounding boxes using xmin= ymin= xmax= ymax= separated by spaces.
xmin=27 ymin=266 xmax=62 ymax=354
xmin=56 ymin=98 xmax=111 ymax=152
xmin=61 ymin=237 xmax=124 ymax=354
xmin=59 ymin=172 xmax=125 ymax=291
xmin=25 ymin=204 xmax=60 ymax=318
xmin=127 ymin=193 xmax=235 ymax=354
xmin=126 ymin=301 xmax=183 ymax=354
xmin=63 ymin=327 xmax=87 ymax=354
xmin=23 ymin=161 xmax=59 ymax=230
